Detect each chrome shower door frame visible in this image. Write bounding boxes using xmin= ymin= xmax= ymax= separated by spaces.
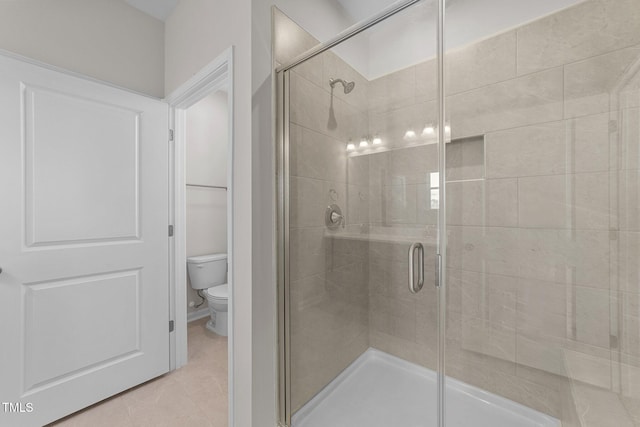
xmin=276 ymin=0 xmax=447 ymax=425
xmin=276 ymin=67 xmax=292 ymax=427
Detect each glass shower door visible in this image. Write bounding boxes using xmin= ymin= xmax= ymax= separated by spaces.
xmin=443 ymin=0 xmax=640 ymax=426
xmin=276 ymin=1 xmax=444 ymax=425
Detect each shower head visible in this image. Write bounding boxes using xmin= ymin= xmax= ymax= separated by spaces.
xmin=329 ymin=78 xmax=355 ymax=94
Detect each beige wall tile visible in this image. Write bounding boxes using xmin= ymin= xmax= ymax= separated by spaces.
xmin=370 ymin=330 xmax=435 ymax=370
xmin=515 ymin=363 xmax=570 ymax=391
xmin=460 ymin=272 xmax=516 ymax=327
xmin=415 ymin=284 xmax=438 ymax=336
xmin=446 ymin=180 xmax=485 ymax=227
xmin=518 ymin=174 xmax=568 ymax=229
xmin=382 ymin=183 xmax=418 ymax=224
xmin=575 ymin=286 xmax=611 ymax=348
xmin=612 ymin=232 xmax=640 ymax=295
xmin=289 ymin=227 xmax=326 ymax=281
xmin=448 ymin=68 xmax=564 ymax=139
xmin=446 ymin=31 xmax=517 ymax=95
xmin=291 ymin=318 xmax=368 ymax=412
xmin=368 ymin=66 xmax=416 ymax=115
xmin=486 ymin=178 xmax=519 ymax=227
xmin=290 ymin=124 xmax=347 ymax=183
xmin=618 ymin=360 xmax=640 ymax=400
xmin=518 ymin=228 xmax=610 ymax=289
xmin=574 ymin=172 xmax=610 ymax=230
xmin=445 ymin=351 xmax=564 ymax=418
xmin=613 ymin=170 xmax=640 ymax=231
xmin=446 ymin=343 xmax=517 ymax=378
xmin=613 ymin=107 xmax=640 ymax=171
xmin=447 ymin=226 xmax=520 ymax=277
xmin=445 ymin=268 xmax=463 ymax=315
xmin=494 ymin=376 xmax=563 ymax=418
xmin=485 ymin=121 xmax=566 ymax=178
xmin=290 ymin=275 xmax=328 ymax=313
xmin=290 ymin=176 xmax=325 ymax=228
xmin=571 ymin=381 xmax=635 ymax=427
xmin=347 ymin=184 xmax=370 ymax=225
xmin=325 ymin=258 xmax=369 ymax=300
xmin=347 ymin=155 xmax=370 ymax=187
xmin=615 ymin=291 xmax=640 ymax=361
xmin=517 ymin=172 xmax=608 ymax=230
xmin=290 ymin=72 xmax=331 ymax=134
xmin=415 ymin=59 xmax=437 ymax=102
xmin=566 ymin=112 xmax=610 ymax=173
xmin=516 ymin=333 xmax=568 ymax=377
xmin=564 ymin=348 xmax=612 ymax=389
xmin=445 ymin=179 xmax=517 ymax=228
xmin=370 ymin=293 xmax=417 ymax=342
xmin=292 ymin=54 xmax=324 ymax=89
xmin=516 ymin=0 xmax=640 ymax=75
xmin=620 ymin=306 xmax=640 ymax=359
xmin=517 ymin=278 xmax=568 ymax=340
xmin=460 ymin=318 xmax=516 ymax=363
xmin=368 ymin=258 xmax=408 ymax=299
xmin=564 ymin=45 xmax=640 ymax=118
xmin=368 ymin=184 xmax=384 ymax=224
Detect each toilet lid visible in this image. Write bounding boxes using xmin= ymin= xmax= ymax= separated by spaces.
xmin=206 ymin=284 xmax=228 ymax=300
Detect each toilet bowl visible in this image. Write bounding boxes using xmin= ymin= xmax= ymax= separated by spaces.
xmin=186 ymin=253 xmax=229 ymax=336
xmin=204 ymin=284 xmax=228 ymax=336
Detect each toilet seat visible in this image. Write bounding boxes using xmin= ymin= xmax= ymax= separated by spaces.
xmin=206 ymin=283 xmax=228 ymax=301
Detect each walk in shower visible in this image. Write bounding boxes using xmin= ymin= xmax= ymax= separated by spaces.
xmin=277 ymin=0 xmax=640 ymax=426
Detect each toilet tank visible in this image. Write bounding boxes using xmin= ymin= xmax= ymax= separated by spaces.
xmin=187 ymin=253 xmax=227 ymax=290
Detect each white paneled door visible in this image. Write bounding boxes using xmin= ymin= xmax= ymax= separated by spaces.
xmin=0 ymin=55 xmax=170 ymax=427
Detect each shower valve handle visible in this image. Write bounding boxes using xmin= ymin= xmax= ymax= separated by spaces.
xmin=330 ymin=212 xmax=343 ymax=224
xmin=325 ymin=204 xmax=345 ymax=229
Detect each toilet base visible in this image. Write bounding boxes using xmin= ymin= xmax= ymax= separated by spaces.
xmin=206 ymin=310 xmax=228 ymax=336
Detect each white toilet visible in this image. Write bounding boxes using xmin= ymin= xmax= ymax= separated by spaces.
xmin=187 ymin=253 xmax=229 ymax=336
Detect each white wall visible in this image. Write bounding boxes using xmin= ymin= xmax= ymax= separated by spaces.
xmin=0 ymin=0 xmax=165 ymax=97
xmin=186 ymin=92 xmax=229 ymax=188
xmin=186 ymin=91 xmax=229 ymax=314
xmin=165 ymin=1 xmax=259 ymax=426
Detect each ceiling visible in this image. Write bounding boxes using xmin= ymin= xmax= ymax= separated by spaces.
xmin=125 ymin=0 xmax=178 ymax=21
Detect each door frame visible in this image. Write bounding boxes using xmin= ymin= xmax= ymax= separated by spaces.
xmin=165 ymin=46 xmax=235 ymax=422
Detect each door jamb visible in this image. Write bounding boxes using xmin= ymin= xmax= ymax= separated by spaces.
xmin=165 ymin=46 xmax=234 ymax=425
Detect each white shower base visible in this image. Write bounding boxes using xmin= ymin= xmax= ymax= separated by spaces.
xmin=292 ymin=349 xmax=560 ymax=427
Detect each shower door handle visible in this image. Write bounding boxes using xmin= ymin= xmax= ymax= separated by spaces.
xmin=408 ymin=242 xmax=424 ymax=294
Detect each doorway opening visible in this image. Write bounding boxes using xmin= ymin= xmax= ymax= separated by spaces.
xmin=167 ymin=47 xmax=234 ymax=426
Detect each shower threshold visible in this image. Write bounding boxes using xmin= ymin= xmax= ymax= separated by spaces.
xmin=292 ymin=348 xmax=560 ymax=427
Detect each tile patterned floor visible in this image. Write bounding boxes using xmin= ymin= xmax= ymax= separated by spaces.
xmin=49 ymin=318 xmax=228 ymax=427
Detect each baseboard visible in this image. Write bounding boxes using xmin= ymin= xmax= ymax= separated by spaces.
xmin=187 ymin=307 xmax=209 ymax=323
